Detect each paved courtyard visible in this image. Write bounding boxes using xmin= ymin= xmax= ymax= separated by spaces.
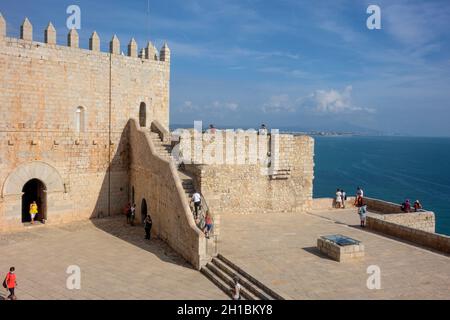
xmin=0 ymin=217 xmax=227 ymax=300
xmin=219 ymin=209 xmax=450 ymax=299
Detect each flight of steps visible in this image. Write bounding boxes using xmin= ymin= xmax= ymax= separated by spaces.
xmin=201 ymin=254 xmax=284 ymax=300
xmin=149 ymin=132 xmax=172 ymax=160
xmin=150 ymin=131 xmax=196 ymax=204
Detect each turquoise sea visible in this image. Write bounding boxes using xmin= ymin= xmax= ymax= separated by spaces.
xmin=313 ymin=136 xmax=450 ymax=235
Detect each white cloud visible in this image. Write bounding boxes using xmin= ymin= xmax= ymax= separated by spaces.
xmin=299 ymin=86 xmax=375 ymax=114
xmin=262 ymin=86 xmax=375 ymax=114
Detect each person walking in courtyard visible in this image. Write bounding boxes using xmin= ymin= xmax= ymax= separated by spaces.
xmin=335 ymin=189 xmax=342 ymax=208
xmin=144 ymin=215 xmax=152 ymax=240
xmin=358 ymin=203 xmax=368 ymax=228
xmin=130 ymin=203 xmax=136 ymax=226
xmin=3 ymin=267 xmax=17 ymax=300
xmin=190 ymin=191 xmax=202 ymax=219
xmin=29 ymin=201 xmax=38 ymax=224
xmin=203 ymin=211 xmax=213 ymax=239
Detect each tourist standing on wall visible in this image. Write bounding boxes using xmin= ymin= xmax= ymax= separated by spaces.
xmin=341 ymin=189 xmax=346 ymax=209
xmin=144 ymin=215 xmax=152 ymax=240
xmin=259 ymin=124 xmax=268 ymax=135
xmin=29 ymin=201 xmax=38 ymax=224
xmin=335 ymin=189 xmax=342 ymax=208
xmin=207 ymin=124 xmax=216 ymax=134
xmin=191 ymin=192 xmax=202 ymax=219
xmin=414 ymin=200 xmax=423 ymax=212
xmin=401 ymin=199 xmax=411 ymax=213
xmin=3 ymin=267 xmax=17 ymax=300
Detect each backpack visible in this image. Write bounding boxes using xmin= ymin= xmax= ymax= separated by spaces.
xmin=3 ymin=274 xmax=8 ymax=288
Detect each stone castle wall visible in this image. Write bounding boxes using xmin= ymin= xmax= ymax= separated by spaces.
xmin=0 ymin=15 xmax=170 ymax=231
xmin=129 ymin=119 xmax=208 ymax=269
xmin=178 ymin=132 xmax=314 ymax=215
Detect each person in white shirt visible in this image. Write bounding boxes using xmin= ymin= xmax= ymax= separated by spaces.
xmin=335 ymin=189 xmax=342 ymax=208
xmin=191 ymin=192 xmax=202 ymax=219
xmin=259 ymin=124 xmax=268 ymax=135
xmin=232 ymin=277 xmax=241 ymax=300
xmin=356 ymin=187 xmax=364 ymax=198
xmin=341 ymin=189 xmax=346 ymax=209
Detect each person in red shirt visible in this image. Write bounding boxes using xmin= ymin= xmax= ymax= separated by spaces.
xmin=3 ymin=267 xmax=17 ymax=300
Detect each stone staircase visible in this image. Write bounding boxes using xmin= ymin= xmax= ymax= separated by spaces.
xmin=150 ymin=132 xmax=195 ymax=198
xmin=149 ymin=132 xmax=172 ymax=161
xmin=201 ymin=254 xmax=284 ymax=300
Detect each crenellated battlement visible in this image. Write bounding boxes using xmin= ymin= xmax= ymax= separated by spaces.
xmin=0 ymin=12 xmax=170 ymax=62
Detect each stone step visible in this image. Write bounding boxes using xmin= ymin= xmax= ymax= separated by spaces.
xmin=200 ymin=267 xmax=237 ymax=300
xmin=216 ymin=254 xmax=284 ymax=300
xmin=204 ymin=263 xmax=255 ymax=300
xmin=211 ymin=258 xmax=270 ymax=300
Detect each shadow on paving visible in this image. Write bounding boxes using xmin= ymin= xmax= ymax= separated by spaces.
xmin=302 ymin=246 xmax=334 ymax=261
xmin=91 ymin=216 xmax=196 ymax=270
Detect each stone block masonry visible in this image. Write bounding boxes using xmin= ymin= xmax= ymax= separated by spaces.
xmin=178 ymin=133 xmax=315 ymax=215
xmin=317 ymin=237 xmax=365 ymax=262
xmin=129 ymin=119 xmax=208 ymax=269
xmin=0 ymin=14 xmax=170 ymax=231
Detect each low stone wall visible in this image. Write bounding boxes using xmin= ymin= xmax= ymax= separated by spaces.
xmin=362 ymin=197 xmax=403 ymax=214
xmin=311 ymin=197 xmax=435 ymax=232
xmin=311 ymin=197 xmax=356 ymax=210
xmin=367 ymin=216 xmax=450 ymax=254
xmin=379 ymin=212 xmax=435 ymax=233
xmin=129 ymin=119 xmax=208 ymax=269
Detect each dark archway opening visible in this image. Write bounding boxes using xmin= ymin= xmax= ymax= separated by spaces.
xmin=139 ymin=102 xmax=146 ymax=127
xmin=141 ymin=198 xmax=148 ymax=224
xmin=22 ymin=179 xmax=47 ymax=223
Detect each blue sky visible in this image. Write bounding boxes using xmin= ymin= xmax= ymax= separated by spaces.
xmin=1 ymin=0 xmax=450 ymax=136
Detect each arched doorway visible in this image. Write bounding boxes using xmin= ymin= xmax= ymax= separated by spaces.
xmin=139 ymin=102 xmax=146 ymax=127
xmin=141 ymin=198 xmax=148 ymax=223
xmin=22 ymin=179 xmax=47 ymax=223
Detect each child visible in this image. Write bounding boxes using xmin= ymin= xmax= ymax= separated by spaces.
xmin=3 ymin=267 xmax=17 ymax=300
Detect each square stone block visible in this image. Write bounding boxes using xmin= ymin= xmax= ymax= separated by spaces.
xmin=318 ymin=235 xmax=364 ymax=262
